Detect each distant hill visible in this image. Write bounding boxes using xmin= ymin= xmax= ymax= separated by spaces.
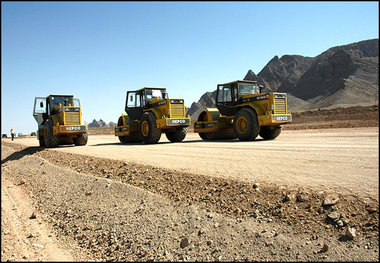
xmin=186 ymin=91 xmax=217 ymax=122
xmin=108 ymin=121 xmax=116 ymax=127
xmin=88 ymin=119 xmax=116 ymax=128
xmin=187 ymin=39 xmax=379 ymax=120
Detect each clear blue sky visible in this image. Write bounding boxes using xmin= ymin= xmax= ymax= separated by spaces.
xmin=1 ymin=1 xmax=378 ymax=135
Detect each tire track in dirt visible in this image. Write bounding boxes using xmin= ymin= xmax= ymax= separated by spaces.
xmin=1 ymin=166 xmax=76 ymax=261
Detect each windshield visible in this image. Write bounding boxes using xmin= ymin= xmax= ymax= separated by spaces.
xmin=238 ymin=82 xmax=260 ymax=96
xmin=145 ymin=89 xmax=165 ymax=100
xmin=51 ymin=96 xmax=74 ymax=107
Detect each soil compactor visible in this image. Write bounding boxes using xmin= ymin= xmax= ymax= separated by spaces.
xmin=33 ymin=95 xmax=88 ymax=147
xmin=194 ymin=80 xmax=292 ymax=141
xmin=115 ymin=87 xmax=191 ymax=144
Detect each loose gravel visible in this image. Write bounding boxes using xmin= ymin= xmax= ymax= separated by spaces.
xmin=1 ymin=142 xmax=378 ymax=261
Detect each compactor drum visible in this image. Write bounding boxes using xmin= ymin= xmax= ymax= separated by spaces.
xmin=33 ymin=95 xmax=88 ymax=148
xmin=115 ymin=87 xmax=191 ymax=144
xmin=194 ymin=80 xmax=292 ymax=141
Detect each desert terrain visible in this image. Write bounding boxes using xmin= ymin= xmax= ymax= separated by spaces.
xmin=1 ymin=105 xmax=379 ymax=261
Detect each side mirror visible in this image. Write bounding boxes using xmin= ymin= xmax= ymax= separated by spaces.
xmin=40 ymin=101 xmax=44 ymax=108
xmin=130 ymin=96 xmax=134 ymax=102
xmin=163 ymin=92 xmax=168 ymax=99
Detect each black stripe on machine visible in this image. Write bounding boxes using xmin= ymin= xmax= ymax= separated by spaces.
xmin=147 ymin=100 xmax=166 ymax=108
xmin=241 ymin=93 xmax=270 ymax=103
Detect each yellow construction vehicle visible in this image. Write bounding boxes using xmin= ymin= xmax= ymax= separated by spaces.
xmin=115 ymin=87 xmax=191 ymax=144
xmin=194 ymin=80 xmax=292 ymax=141
xmin=33 ymin=95 xmax=88 ymax=147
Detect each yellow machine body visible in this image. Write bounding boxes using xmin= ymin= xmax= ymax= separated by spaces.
xmin=33 ymin=94 xmax=88 ymax=147
xmin=115 ymin=87 xmax=190 ymax=144
xmin=115 ymin=98 xmax=191 ymax=137
xmin=193 ymin=80 xmax=292 ymax=141
xmin=194 ymin=93 xmax=292 ymax=132
xmin=49 ymin=105 xmax=87 ymax=135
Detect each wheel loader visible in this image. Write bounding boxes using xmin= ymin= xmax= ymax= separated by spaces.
xmin=115 ymin=87 xmax=191 ymax=144
xmin=194 ymin=80 xmax=292 ymax=141
xmin=33 ymin=95 xmax=88 ymax=147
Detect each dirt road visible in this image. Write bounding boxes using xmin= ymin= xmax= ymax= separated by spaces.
xmin=1 ymin=141 xmax=379 ymax=261
xmin=2 ymin=126 xmax=379 ymax=261
xmin=10 ymin=127 xmax=379 ymax=201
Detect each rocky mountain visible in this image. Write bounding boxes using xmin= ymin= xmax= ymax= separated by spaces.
xmin=187 ymin=38 xmax=378 ymax=119
xmin=186 ymin=91 xmax=217 ymax=121
xmin=108 ymin=121 xmax=117 ymax=127
xmin=88 ymin=119 xmax=116 ymax=128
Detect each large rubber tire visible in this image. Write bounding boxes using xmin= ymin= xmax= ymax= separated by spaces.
xmin=39 ymin=137 xmax=45 ymax=147
xmin=60 ymin=136 xmax=74 ymax=145
xmin=199 ymin=132 xmax=212 ymax=140
xmin=259 ymin=126 xmax=282 ymax=140
xmin=165 ymin=127 xmax=187 ymax=142
xmin=44 ymin=119 xmax=60 ymax=148
xmin=139 ymin=112 xmax=161 ymax=144
xmin=199 ymin=130 xmax=236 ymax=140
xmin=73 ymin=132 xmax=88 ymax=146
xmin=119 ymin=132 xmax=143 ymax=144
xmin=233 ymin=108 xmax=259 ymax=141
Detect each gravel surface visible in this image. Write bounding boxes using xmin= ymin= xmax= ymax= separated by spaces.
xmin=1 ymin=142 xmax=378 ymax=261
xmin=8 ymin=127 xmax=379 ymax=202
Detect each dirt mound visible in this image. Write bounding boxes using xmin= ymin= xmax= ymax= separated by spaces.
xmin=284 ymin=105 xmax=378 ymax=130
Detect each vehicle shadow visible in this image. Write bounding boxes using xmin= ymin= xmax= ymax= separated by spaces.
xmin=91 ymin=138 xmax=266 ymax=146
xmin=1 ymin=146 xmax=44 ymax=165
xmin=92 ymin=139 xmax=207 ymax=146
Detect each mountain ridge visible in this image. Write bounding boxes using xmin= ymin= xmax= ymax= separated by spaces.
xmin=187 ymin=38 xmax=378 ymax=120
xmin=88 ymin=119 xmax=116 ymax=128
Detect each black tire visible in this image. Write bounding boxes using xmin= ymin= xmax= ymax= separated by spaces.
xmin=73 ymin=132 xmax=88 ymax=146
xmin=199 ymin=131 xmax=236 ymax=140
xmin=233 ymin=108 xmax=259 ymax=141
xmin=165 ymin=127 xmax=187 ymax=142
xmin=59 ymin=136 xmax=74 ymax=145
xmin=119 ymin=132 xmax=143 ymax=144
xmin=39 ymin=137 xmax=45 ymax=147
xmin=119 ymin=136 xmax=127 ymax=144
xmin=139 ymin=112 xmax=161 ymax=144
xmin=44 ymin=119 xmax=60 ymax=148
xmin=259 ymin=126 xmax=282 ymax=140
xmin=199 ymin=132 xmax=211 ymax=140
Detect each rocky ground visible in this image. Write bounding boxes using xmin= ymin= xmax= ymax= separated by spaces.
xmin=1 ymin=105 xmax=379 ymax=261
xmin=1 ymin=139 xmax=378 ymax=261
xmin=283 ymin=105 xmax=378 ymax=130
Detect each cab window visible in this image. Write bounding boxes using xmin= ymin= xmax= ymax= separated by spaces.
xmin=73 ymin=98 xmax=80 ymax=107
xmin=127 ymin=92 xmax=139 ymax=108
xmin=51 ymin=96 xmax=73 ymax=107
xmin=238 ymin=82 xmax=259 ymax=96
xmin=146 ymin=89 xmax=163 ymax=100
xmin=34 ymin=98 xmax=46 ymax=114
xmin=217 ymin=85 xmax=232 ymax=103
